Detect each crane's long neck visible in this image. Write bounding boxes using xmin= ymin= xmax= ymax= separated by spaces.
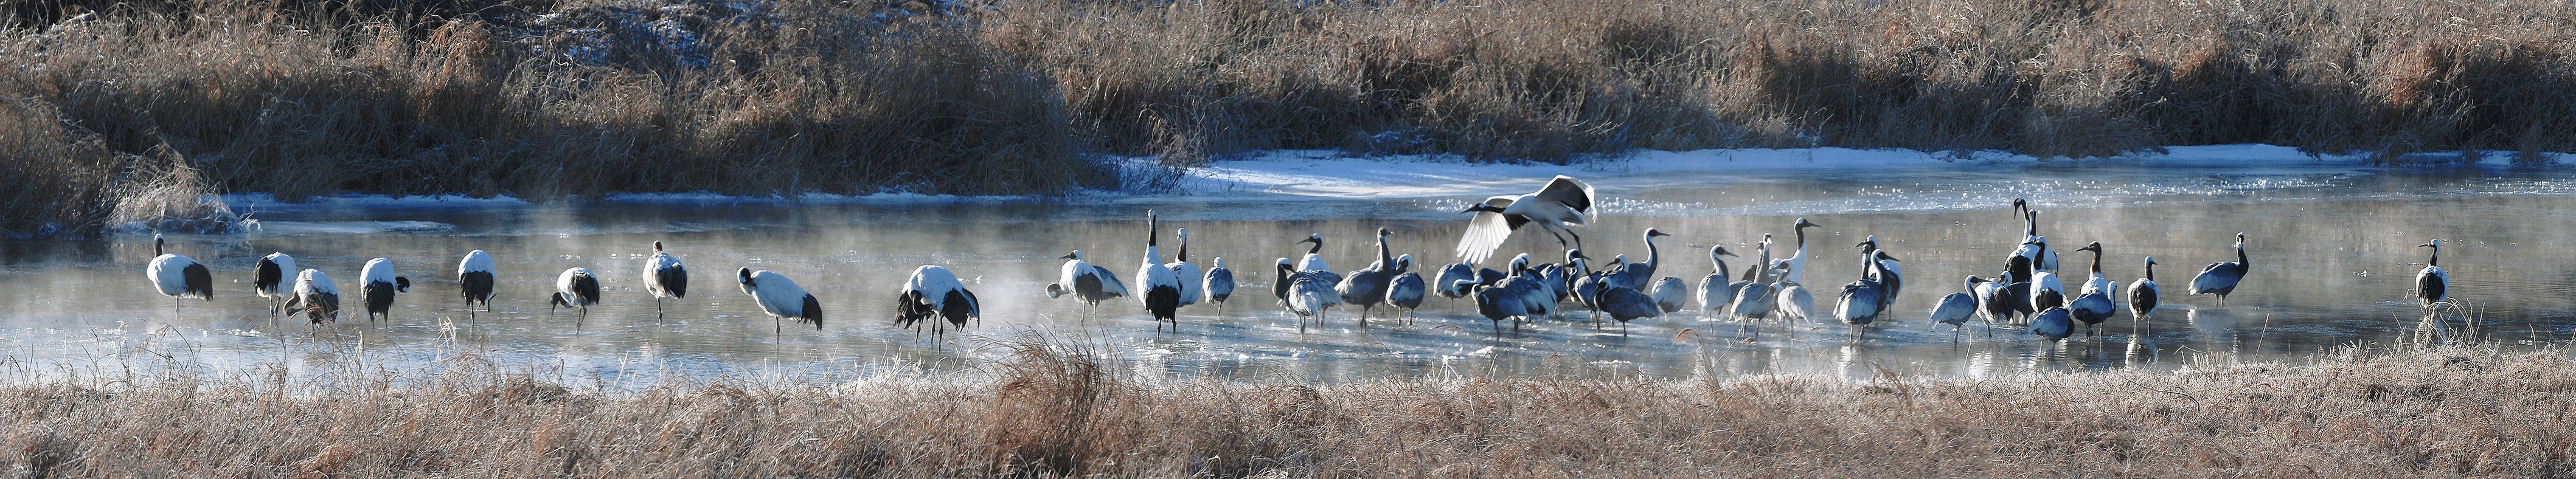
xmin=2024 ymin=212 xmax=2038 ymax=238
xmin=2090 ymin=249 xmax=2104 ymax=275
xmin=1750 ymin=244 xmax=1769 ymax=283
xmin=2145 ymin=260 xmax=2156 ymax=281
xmin=1145 ymin=216 xmax=1161 ymax=263
xmin=1176 ymin=231 xmax=1190 ymax=263
xmin=2429 ymin=246 xmax=2440 ymax=267
xmin=1858 ymin=249 xmax=1876 ymax=280
xmin=2236 ymin=240 xmax=2249 ymax=268
xmin=1274 ymin=261 xmax=1294 ymax=299
xmin=1712 ymin=252 xmax=1729 ymax=278
xmin=1642 ymin=233 xmax=1661 ymax=270
xmin=1377 ymin=233 xmax=1393 ymax=267
xmin=1793 ymin=227 xmax=1809 ymax=260
xmin=1307 ymin=238 xmax=1322 ymax=255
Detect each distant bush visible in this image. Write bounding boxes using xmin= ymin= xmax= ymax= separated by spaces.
xmin=5 ymin=0 xmax=2572 ymax=236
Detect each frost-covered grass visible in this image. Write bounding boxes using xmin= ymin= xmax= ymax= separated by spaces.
xmin=8 ymin=336 xmax=2576 ymax=477
xmin=7 ymin=0 xmax=2575 ymax=236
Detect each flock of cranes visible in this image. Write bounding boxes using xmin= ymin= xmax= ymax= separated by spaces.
xmin=143 ymin=233 xmax=858 ymax=336
xmin=137 ymin=174 xmax=2461 ymax=344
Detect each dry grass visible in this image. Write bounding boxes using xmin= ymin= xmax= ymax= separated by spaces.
xmin=8 ymin=336 xmax=2576 ymax=478
xmin=2 ymin=0 xmax=1106 ymax=236
xmin=988 ymin=0 xmax=2576 ymax=164
xmin=9 ymin=0 xmax=2576 ymax=236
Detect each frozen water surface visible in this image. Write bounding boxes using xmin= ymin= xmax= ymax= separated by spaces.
xmin=6 ymin=145 xmax=2575 ymax=386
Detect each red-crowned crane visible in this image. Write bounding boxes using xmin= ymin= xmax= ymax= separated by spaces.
xmin=457 ymin=250 xmax=497 ymax=313
xmin=359 ymin=258 xmax=411 ymax=321
xmin=550 ymin=267 xmax=600 ymax=324
xmin=1454 ymin=175 xmax=1597 ymax=264
xmin=896 ymin=264 xmax=979 ymax=339
xmin=739 ymin=267 xmax=821 ymax=333
xmin=283 ymin=269 xmax=339 ymax=325
xmin=1136 ymin=211 xmax=1184 ymax=333
xmin=144 ymin=234 xmax=213 ymax=313
xmin=643 ymin=241 xmax=688 ymax=319
xmin=252 ymin=252 xmax=295 ymax=316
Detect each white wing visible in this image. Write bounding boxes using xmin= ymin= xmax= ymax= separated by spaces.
xmin=363 ymin=258 xmax=397 ymax=285
xmin=1166 ymin=261 xmax=1202 ymax=306
xmin=1454 ymin=196 xmax=1517 ymax=264
xmin=298 ymin=269 xmax=339 ymax=295
xmin=458 ymin=250 xmax=495 ymax=276
xmin=2083 ymin=277 xmax=2116 ymax=298
xmin=1297 ymin=253 xmax=1330 ymax=273
xmin=1091 ymin=264 xmax=1130 ymax=297
xmin=1533 ymin=176 xmax=1597 ymax=224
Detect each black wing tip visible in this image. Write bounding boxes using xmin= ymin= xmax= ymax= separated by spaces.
xmin=661 ymin=267 xmax=690 ymax=298
xmin=802 ymin=295 xmax=824 ymax=328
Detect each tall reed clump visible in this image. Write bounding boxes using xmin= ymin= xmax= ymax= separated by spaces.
xmin=9 ymin=339 xmax=2576 ymax=477
xmin=0 ymin=96 xmax=237 ymax=237
xmin=0 ymin=97 xmax=122 ymax=237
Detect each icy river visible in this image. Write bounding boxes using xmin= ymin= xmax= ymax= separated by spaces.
xmin=7 ymin=145 xmax=2575 ymax=386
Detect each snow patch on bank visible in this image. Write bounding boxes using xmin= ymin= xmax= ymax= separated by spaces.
xmin=228 ymin=193 xmax=538 ymax=212
xmin=253 ymin=221 xmax=457 ymax=235
xmin=219 ymin=144 xmax=2564 ymax=218
xmin=228 ymin=190 xmax=1049 ymax=213
xmin=1166 ymin=144 xmax=2513 ymax=200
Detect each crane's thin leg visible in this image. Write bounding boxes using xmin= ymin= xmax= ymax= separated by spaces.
xmin=1541 ymin=228 xmax=1572 ymax=249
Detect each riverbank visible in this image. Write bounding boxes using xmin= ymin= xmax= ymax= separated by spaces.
xmin=6 ymin=337 xmax=2571 ymax=477
xmin=9 ymin=0 xmax=2574 ymax=237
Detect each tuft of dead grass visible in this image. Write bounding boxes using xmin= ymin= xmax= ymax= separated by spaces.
xmin=8 ymin=338 xmax=2576 ymax=478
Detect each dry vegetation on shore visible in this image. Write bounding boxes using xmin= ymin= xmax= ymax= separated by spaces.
xmin=7 ymin=339 xmax=2576 ymax=477
xmin=6 ymin=0 xmax=2574 ymax=236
